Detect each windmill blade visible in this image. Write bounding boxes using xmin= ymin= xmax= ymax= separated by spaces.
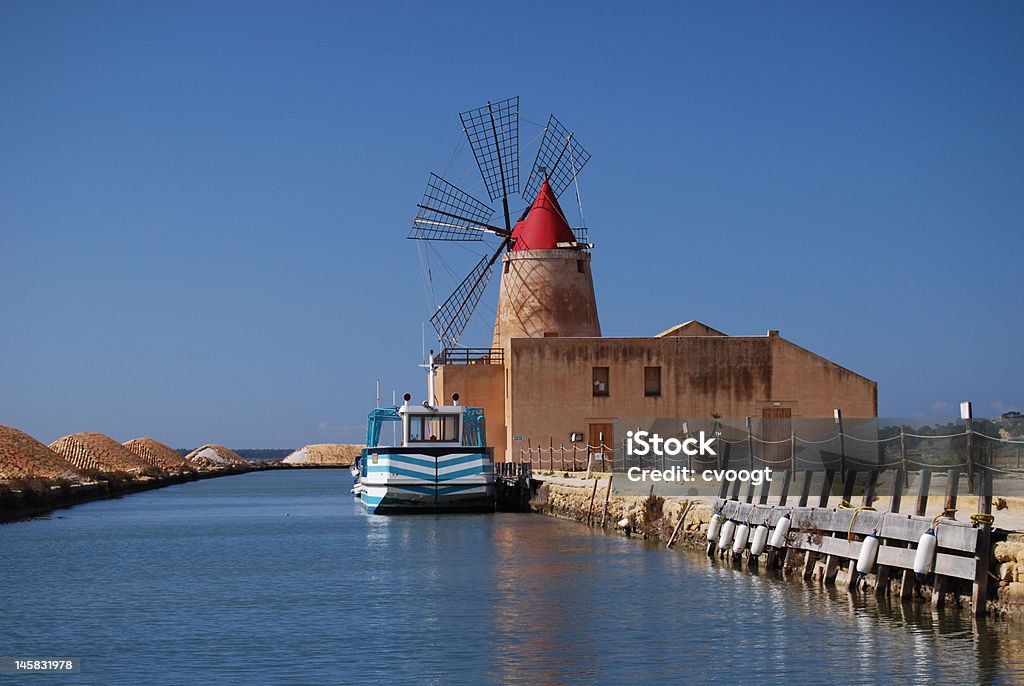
xmin=409 ymin=173 xmax=505 ymax=241
xmin=430 ymin=246 xmax=501 ymax=349
xmin=459 ymin=96 xmax=519 ymax=229
xmin=522 ymin=114 xmax=591 ymax=201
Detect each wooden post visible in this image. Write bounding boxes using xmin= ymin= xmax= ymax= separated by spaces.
xmin=890 ymin=469 xmax=904 ymax=513
xmin=818 ymin=469 xmax=836 ymax=508
xmin=798 ymin=470 xmax=813 ymax=507
xmin=915 ymin=469 xmax=932 ymax=518
xmin=601 ymin=475 xmax=613 ymax=528
xmin=758 ymin=471 xmax=771 ymax=505
xmin=586 ymin=478 xmax=599 ymax=526
xmin=972 ymin=467 xmax=993 ymax=615
xmin=745 ymin=481 xmax=755 ymax=504
xmin=902 ymin=470 xmax=933 ymax=601
xmin=841 ymin=470 xmax=856 ymax=504
xmin=527 ymin=438 xmax=533 ymax=469
xmin=746 ymin=416 xmax=755 ymax=472
xmin=667 ymin=500 xmax=692 ymax=549
xmin=944 ymin=468 xmax=960 ymax=513
xmin=861 ymin=470 xmax=878 ymax=507
xmin=778 ymin=469 xmax=792 ymax=506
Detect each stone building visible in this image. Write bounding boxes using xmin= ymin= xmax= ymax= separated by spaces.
xmin=434 ymin=183 xmax=877 ymax=462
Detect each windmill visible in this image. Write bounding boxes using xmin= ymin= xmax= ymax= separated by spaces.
xmin=408 ymin=96 xmax=594 ymax=351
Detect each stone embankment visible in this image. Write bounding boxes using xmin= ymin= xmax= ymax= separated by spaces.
xmin=531 ymin=471 xmax=1024 ymax=619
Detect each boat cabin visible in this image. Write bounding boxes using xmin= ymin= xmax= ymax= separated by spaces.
xmin=399 ymin=403 xmax=464 ymax=448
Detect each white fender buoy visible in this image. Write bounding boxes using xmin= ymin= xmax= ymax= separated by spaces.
xmin=750 ymin=523 xmax=770 ymax=557
xmin=707 ymin=512 xmax=724 ymax=543
xmin=769 ymin=512 xmax=792 ymax=549
xmin=718 ymin=519 xmax=736 ymax=551
xmin=732 ymin=522 xmax=751 ymax=554
xmin=856 ymin=533 xmax=880 ymax=576
xmin=913 ymin=528 xmax=937 ymax=580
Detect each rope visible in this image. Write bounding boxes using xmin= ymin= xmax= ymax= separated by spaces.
xmin=905 ymin=459 xmax=969 ymax=469
xmin=974 ymin=432 xmax=1024 ymax=444
xmin=795 ymin=436 xmax=838 ymax=445
xmin=932 ymin=508 xmax=957 ymax=526
xmin=978 ymin=463 xmax=1024 ymax=476
xmin=847 ymin=505 xmax=876 ymax=541
xmin=906 ymin=431 xmax=969 ymax=439
xmin=970 ymin=513 xmax=995 ymax=526
xmin=842 ymin=434 xmax=902 ymax=443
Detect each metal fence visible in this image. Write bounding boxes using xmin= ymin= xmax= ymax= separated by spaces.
xmin=516 ymin=417 xmax=1024 ymax=499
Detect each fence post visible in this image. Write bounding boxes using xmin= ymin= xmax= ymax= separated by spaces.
xmin=747 ymin=416 xmax=754 ymax=471
xmin=963 ymin=401 xmax=975 ymax=495
xmin=835 ymin=409 xmax=846 ymax=483
xmin=790 ymin=430 xmax=796 ymax=473
xmin=900 ymin=426 xmax=908 ymax=486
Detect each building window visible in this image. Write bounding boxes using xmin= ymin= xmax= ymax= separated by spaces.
xmin=577 ymin=259 xmax=585 ymax=273
xmin=504 ymin=262 xmax=510 ymax=274
xmin=644 ymin=366 xmax=661 ymax=397
xmin=593 ymin=367 xmax=609 ymax=397
xmin=543 ymin=332 xmax=558 ymax=337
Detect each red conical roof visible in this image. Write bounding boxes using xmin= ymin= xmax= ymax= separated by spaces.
xmin=510 ymin=180 xmax=577 ymax=251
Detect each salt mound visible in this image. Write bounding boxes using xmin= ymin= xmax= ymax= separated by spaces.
xmin=283 ymin=444 xmax=361 ymax=466
xmin=50 ymin=432 xmax=154 ymax=474
xmin=0 ymin=425 xmax=79 ymax=480
xmin=184 ymin=444 xmax=247 ymax=469
xmin=123 ymin=437 xmax=188 ymax=471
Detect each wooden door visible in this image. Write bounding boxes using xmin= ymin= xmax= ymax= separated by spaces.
xmin=762 ymin=407 xmax=792 ymax=467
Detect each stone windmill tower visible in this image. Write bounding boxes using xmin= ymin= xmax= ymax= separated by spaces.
xmin=408 ymin=96 xmax=600 ymax=354
xmin=492 ymin=178 xmax=600 ymax=350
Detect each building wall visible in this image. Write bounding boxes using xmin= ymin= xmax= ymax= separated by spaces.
xmin=435 ymin=363 xmax=508 ymax=461
xmin=768 ymin=332 xmax=878 ymax=417
xmin=506 ymin=334 xmax=876 ymax=461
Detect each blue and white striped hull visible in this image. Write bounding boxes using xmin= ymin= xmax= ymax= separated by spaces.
xmin=360 ymin=448 xmax=494 ymax=514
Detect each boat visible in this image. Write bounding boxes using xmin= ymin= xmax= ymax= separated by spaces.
xmin=358 ymin=357 xmax=495 ymax=514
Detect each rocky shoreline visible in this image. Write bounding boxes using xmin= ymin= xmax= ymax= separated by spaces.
xmin=0 ymin=462 xmax=286 ymax=523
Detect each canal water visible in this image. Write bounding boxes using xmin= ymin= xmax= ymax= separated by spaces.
xmin=2 ymin=469 xmax=1022 ymax=685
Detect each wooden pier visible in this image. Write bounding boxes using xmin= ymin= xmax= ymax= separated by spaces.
xmin=494 ymin=462 xmax=534 ymax=512
xmin=711 ymin=466 xmax=995 ymax=614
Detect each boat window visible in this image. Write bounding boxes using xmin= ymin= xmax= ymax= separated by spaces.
xmin=408 ymin=418 xmax=424 ymax=442
xmin=408 ymin=415 xmax=460 ymax=442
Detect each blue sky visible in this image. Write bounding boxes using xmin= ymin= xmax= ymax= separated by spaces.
xmin=1 ymin=1 xmax=1021 ymax=447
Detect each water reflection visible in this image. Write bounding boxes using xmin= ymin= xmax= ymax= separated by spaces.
xmin=3 ymin=470 xmax=1023 ymax=685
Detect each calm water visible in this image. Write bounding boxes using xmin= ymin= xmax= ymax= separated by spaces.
xmin=2 ymin=469 xmax=1023 ymax=685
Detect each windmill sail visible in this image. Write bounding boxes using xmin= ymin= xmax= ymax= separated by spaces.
xmin=459 ymin=97 xmax=520 ymax=203
xmin=522 ymin=114 xmax=591 ymax=201
xmin=409 ymin=173 xmax=502 ymax=241
xmin=430 ymin=250 xmax=499 ymax=349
